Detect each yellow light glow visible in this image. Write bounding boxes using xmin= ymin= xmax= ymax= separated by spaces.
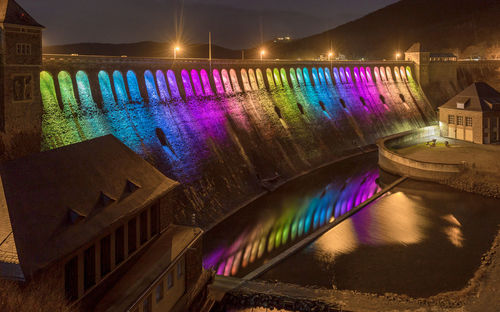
xmin=260 ymin=50 xmax=266 ymax=55
xmin=175 ymin=46 xmax=180 ymax=51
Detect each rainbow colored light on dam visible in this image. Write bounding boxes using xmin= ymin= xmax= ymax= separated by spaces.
xmin=203 ymin=168 xmax=380 ymax=277
xmin=39 ymin=62 xmax=432 ymax=225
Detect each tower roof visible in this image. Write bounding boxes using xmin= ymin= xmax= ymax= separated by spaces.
xmin=439 ymin=82 xmax=500 ymax=112
xmin=406 ymin=42 xmax=422 ymax=53
xmin=0 ymin=0 xmax=44 ymax=28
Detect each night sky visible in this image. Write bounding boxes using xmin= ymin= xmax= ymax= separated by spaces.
xmin=20 ymin=0 xmax=398 ymax=49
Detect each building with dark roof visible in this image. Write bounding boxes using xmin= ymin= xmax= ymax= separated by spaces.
xmin=0 ymin=0 xmax=44 ymax=160
xmin=439 ymin=82 xmax=500 ymax=144
xmin=0 ymin=135 xmax=210 ymax=311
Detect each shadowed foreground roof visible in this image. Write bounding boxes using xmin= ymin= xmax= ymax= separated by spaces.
xmin=439 ymin=82 xmax=500 ymax=112
xmin=0 ymin=135 xmax=178 ymax=278
xmin=0 ymin=0 xmax=43 ymax=27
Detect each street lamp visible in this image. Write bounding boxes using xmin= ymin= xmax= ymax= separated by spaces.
xmin=174 ymin=46 xmax=180 ymax=59
xmin=395 ymin=52 xmax=401 ymax=60
xmin=260 ymin=49 xmax=266 ymax=61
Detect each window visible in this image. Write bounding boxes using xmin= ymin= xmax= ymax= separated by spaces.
xmin=150 ymin=203 xmax=159 ymax=237
xmin=466 ymin=117 xmax=473 ymax=127
xmin=177 ymin=260 xmax=183 ymax=279
xmin=115 ymin=226 xmax=125 ymax=265
xmin=128 ymin=218 xmax=137 ymax=254
xmin=84 ymin=245 xmax=96 ymax=291
xmin=448 ymin=115 xmax=455 ymax=124
xmin=155 ymin=282 xmax=164 ymax=303
xmin=140 ymin=210 xmax=148 ymax=245
xmin=16 ymin=43 xmax=31 ymax=56
xmin=64 ymin=256 xmax=78 ymax=301
xmin=457 ymin=116 xmax=464 ymax=126
xmin=100 ymin=235 xmax=111 ymax=277
xmin=167 ymin=271 xmax=174 ymax=289
xmin=143 ymin=295 xmax=152 ymax=312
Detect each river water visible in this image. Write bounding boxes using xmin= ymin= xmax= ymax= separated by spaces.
xmin=204 ymin=152 xmax=500 ymax=298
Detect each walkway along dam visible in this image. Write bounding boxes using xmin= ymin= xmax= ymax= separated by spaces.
xmin=38 ymin=55 xmax=440 ymax=228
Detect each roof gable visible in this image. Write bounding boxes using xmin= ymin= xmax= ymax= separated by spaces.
xmin=0 ymin=0 xmax=43 ymax=28
xmin=439 ymin=82 xmax=500 ymax=112
xmin=0 ymin=135 xmax=178 ymax=277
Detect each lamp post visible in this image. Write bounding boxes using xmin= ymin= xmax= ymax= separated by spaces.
xmin=174 ymin=46 xmax=180 ymax=60
xmin=260 ymin=49 xmax=265 ymax=61
xmin=395 ymin=52 xmax=401 ymax=61
xmin=328 ymin=51 xmax=334 ymax=70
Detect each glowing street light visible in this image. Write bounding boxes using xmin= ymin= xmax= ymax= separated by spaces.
xmin=328 ymin=52 xmax=334 ymax=60
xmin=174 ymin=46 xmax=181 ymax=59
xmin=395 ymin=52 xmax=401 ymax=60
xmin=260 ymin=49 xmax=266 ymax=61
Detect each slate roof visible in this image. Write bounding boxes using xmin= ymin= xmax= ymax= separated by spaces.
xmin=0 ymin=135 xmax=178 ymax=279
xmin=439 ymin=82 xmax=500 ymax=112
xmin=0 ymin=0 xmax=44 ymax=28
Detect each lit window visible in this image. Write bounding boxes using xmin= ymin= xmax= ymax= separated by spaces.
xmin=457 ymin=116 xmax=464 ymax=126
xmin=155 ymin=282 xmax=164 ymax=303
xmin=167 ymin=271 xmax=174 ymax=289
xmin=448 ymin=115 xmax=455 ymax=124
xmin=466 ymin=117 xmax=473 ymax=127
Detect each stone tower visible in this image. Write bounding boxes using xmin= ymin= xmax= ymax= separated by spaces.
xmin=0 ymin=0 xmax=43 ymax=160
xmin=404 ymin=42 xmax=430 ymax=87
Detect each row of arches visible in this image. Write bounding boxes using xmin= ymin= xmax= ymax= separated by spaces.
xmin=40 ymin=65 xmax=414 ymax=106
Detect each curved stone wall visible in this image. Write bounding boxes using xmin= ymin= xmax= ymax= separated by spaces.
xmin=377 ymin=126 xmax=464 ymax=181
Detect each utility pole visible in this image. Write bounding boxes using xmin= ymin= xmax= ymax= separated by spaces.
xmin=209 ymin=31 xmax=212 ymax=72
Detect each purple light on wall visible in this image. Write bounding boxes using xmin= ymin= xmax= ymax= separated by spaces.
xmin=333 ymin=68 xmax=341 ymax=84
xmin=200 ymin=69 xmax=214 ymax=96
xmin=360 ymin=67 xmax=367 ymax=84
xmin=212 ymin=69 xmax=225 ymax=94
xmin=156 ymin=70 xmax=171 ymax=102
xmin=339 ymin=67 xmax=347 ymax=84
xmin=353 ymin=67 xmax=360 ymax=83
xmin=366 ymin=67 xmax=373 ymax=83
xmin=190 ymin=69 xmax=204 ymax=97
xmin=181 ymin=69 xmax=195 ymax=97
xmin=221 ymin=69 xmax=234 ymax=94
xmin=345 ymin=67 xmax=353 ymax=84
xmin=166 ymin=70 xmax=181 ymax=99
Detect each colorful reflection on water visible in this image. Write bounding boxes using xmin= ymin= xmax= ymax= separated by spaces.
xmin=203 ymin=159 xmax=381 ymax=278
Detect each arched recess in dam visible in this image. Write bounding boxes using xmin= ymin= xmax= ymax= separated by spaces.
xmin=98 ymin=70 xmax=116 ymax=106
xmin=126 ymin=70 xmax=143 ymax=102
xmin=145 ymin=70 xmax=160 ymax=102
xmin=113 ymin=71 xmax=129 ymax=104
xmin=166 ymin=70 xmax=181 ymax=99
xmin=200 ymin=69 xmax=213 ymax=96
xmin=76 ymin=71 xmax=94 ymax=107
xmin=57 ymin=71 xmax=78 ymax=111
xmin=156 ymin=70 xmax=171 ymax=102
xmin=191 ymin=69 xmax=204 ymax=97
xmin=221 ymin=69 xmax=233 ymax=94
xmin=212 ymin=69 xmax=225 ymax=94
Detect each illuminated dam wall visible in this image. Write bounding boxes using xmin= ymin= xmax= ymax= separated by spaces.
xmin=40 ymin=56 xmax=434 ymax=227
